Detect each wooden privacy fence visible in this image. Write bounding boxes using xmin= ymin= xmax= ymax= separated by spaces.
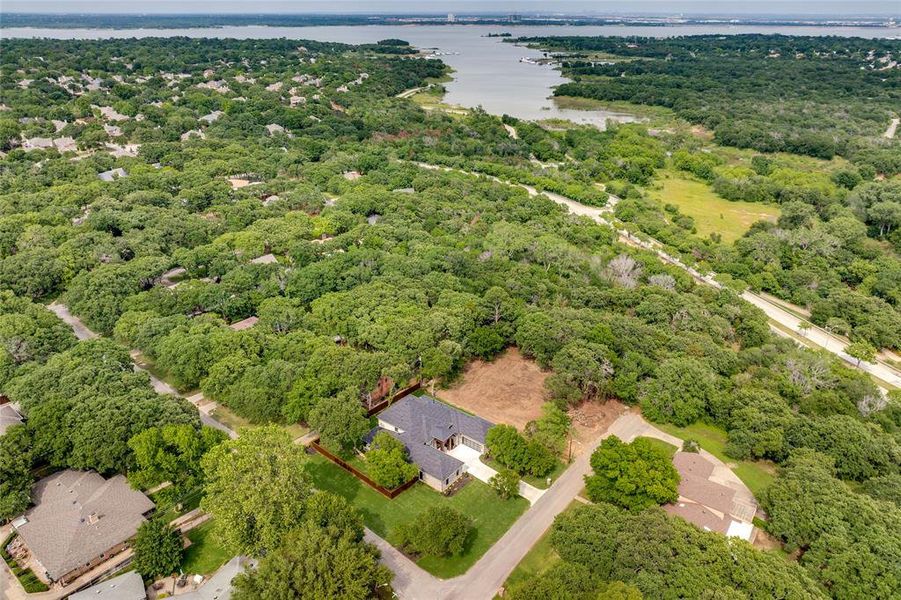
xmin=310 ymin=439 xmax=417 ymax=499
xmin=365 ymin=381 xmax=422 ymax=417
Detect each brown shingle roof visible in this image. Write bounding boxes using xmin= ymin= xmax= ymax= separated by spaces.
xmin=664 ymin=502 xmax=730 ymax=534
xmin=672 ymin=452 xmax=715 ymax=480
xmin=677 ymin=476 xmax=736 ymax=515
xmin=15 ymin=471 xmax=154 ymax=581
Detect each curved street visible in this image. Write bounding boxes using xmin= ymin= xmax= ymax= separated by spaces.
xmin=411 ymin=162 xmax=901 ymax=391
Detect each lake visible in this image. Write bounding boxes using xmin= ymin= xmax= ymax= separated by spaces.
xmin=3 ymin=23 xmax=898 ymax=127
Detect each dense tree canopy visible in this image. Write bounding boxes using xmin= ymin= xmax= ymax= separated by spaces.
xmin=584 ymin=436 xmax=680 ymax=511
xmin=201 ymin=426 xmax=312 ymax=556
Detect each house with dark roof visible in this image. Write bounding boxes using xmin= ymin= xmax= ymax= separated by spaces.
xmin=368 ymin=395 xmax=493 ymax=492
xmin=11 ymin=470 xmax=155 ymax=586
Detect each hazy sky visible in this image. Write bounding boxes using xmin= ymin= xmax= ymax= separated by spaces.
xmin=1 ymin=1 xmax=898 ymax=16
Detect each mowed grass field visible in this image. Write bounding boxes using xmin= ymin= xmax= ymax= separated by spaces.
xmin=307 ymin=454 xmax=528 ymax=578
xmin=649 ymin=171 xmax=780 ymax=243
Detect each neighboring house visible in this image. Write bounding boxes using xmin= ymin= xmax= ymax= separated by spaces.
xmin=21 ymin=137 xmax=53 ymax=151
xmin=12 ymin=470 xmax=155 ymax=586
xmin=368 ymin=395 xmax=493 ymax=492
xmin=229 ymin=316 xmax=259 ymax=331
xmin=249 ymin=253 xmax=277 ymax=265
xmin=98 ymin=168 xmax=127 ymax=182
xmin=199 ymin=110 xmax=224 ymax=124
xmin=664 ymin=452 xmax=756 ymax=541
xmin=0 ymin=403 xmax=24 ymax=436
xmin=68 ymin=570 xmax=146 ymax=600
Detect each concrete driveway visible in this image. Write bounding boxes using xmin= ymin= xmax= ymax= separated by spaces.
xmin=447 ymin=445 xmax=547 ymax=505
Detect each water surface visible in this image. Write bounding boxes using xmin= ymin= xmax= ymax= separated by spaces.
xmin=4 ymin=24 xmax=897 ymax=127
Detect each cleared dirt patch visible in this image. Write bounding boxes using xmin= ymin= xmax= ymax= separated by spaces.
xmin=437 ymin=348 xmax=627 ymax=457
xmin=437 ymin=348 xmax=549 ymax=429
xmin=568 ymin=399 xmax=627 ymax=457
xmin=436 ymin=348 xmax=551 ymax=430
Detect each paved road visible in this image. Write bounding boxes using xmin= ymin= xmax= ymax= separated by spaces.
xmin=365 ymin=410 xmax=643 ymax=600
xmin=45 ymin=303 xmax=238 ymax=439
xmin=47 ymin=302 xmax=98 ymax=340
xmin=741 ymin=292 xmax=901 ymax=389
xmin=412 ymin=162 xmax=901 ymax=390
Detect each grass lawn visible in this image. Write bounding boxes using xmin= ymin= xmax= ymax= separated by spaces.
xmin=638 ymin=436 xmax=678 ymax=458
xmin=480 ymin=455 xmax=568 ymax=490
xmin=209 ymin=405 xmax=252 ymax=432
xmin=648 ymin=171 xmax=780 ymax=243
xmin=654 ymin=422 xmax=776 ymax=497
xmin=181 ymin=521 xmax=232 ymax=576
xmin=502 ymin=501 xmax=580 ymax=592
xmin=307 ymin=454 xmax=528 ymax=578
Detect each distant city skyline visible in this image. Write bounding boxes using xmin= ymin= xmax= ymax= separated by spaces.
xmin=2 ymin=1 xmax=898 ymax=17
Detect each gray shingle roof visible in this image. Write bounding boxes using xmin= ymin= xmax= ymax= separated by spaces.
xmin=15 ymin=470 xmax=155 ymax=581
xmin=0 ymin=403 xmax=23 ymax=436
xmin=69 ymin=570 xmax=146 ymax=600
xmin=375 ymin=395 xmax=493 ymax=481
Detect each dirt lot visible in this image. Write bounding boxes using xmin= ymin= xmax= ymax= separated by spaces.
xmin=567 ymin=399 xmax=627 ymax=457
xmin=437 ymin=348 xmax=549 ymax=429
xmin=437 ymin=348 xmax=627 ymax=456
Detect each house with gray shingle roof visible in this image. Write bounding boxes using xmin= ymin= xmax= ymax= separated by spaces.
xmin=0 ymin=403 xmax=24 ymax=436
xmin=368 ymin=395 xmax=493 ymax=492
xmin=69 ymin=570 xmax=146 ymax=600
xmin=12 ymin=470 xmax=155 ymax=586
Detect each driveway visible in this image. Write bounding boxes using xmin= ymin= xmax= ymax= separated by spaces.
xmin=446 ymin=445 xmax=546 ymax=504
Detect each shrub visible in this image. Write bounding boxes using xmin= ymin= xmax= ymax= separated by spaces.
xmin=489 ymin=468 xmax=520 ymax=499
xmin=365 ymin=431 xmax=418 ymax=489
xmin=395 ymin=506 xmax=473 ymax=557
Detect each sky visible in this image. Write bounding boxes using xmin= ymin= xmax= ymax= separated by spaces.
xmin=1 ymin=1 xmax=898 ymax=17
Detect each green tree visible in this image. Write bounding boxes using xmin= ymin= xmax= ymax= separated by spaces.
xmin=485 ymin=424 xmax=556 ymax=477
xmin=639 ymin=357 xmax=719 ymax=426
xmin=489 ymin=468 xmax=520 ymax=499
xmin=526 ymin=402 xmax=571 ymax=457
xmin=584 ymin=436 xmax=679 ymax=511
xmin=547 ymin=341 xmax=614 ymax=403
xmin=505 ymin=563 xmax=604 ymax=600
xmin=127 ymin=423 xmax=226 ymax=491
xmin=0 ymin=425 xmax=33 ymax=520
xmin=232 ymin=523 xmax=391 ymax=600
xmin=365 ymin=431 xmax=418 ymax=489
xmin=396 ymin=506 xmax=473 ymax=558
xmin=308 ymin=390 xmax=371 ymax=456
xmin=846 ymin=340 xmax=877 ymax=366
xmin=304 ymin=491 xmax=365 ymax=541
xmin=132 ymin=519 xmax=183 ymax=580
xmin=201 ymin=426 xmax=311 ymax=556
